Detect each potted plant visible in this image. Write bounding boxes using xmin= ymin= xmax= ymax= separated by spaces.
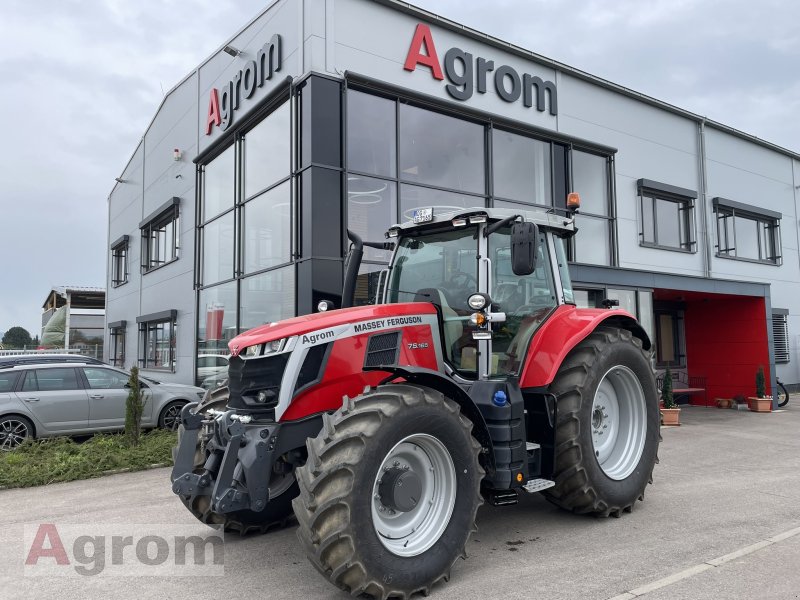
xmin=716 ymin=397 xmax=734 ymax=409
xmin=749 ymin=366 xmax=772 ymax=412
xmin=661 ymin=366 xmax=681 ymax=425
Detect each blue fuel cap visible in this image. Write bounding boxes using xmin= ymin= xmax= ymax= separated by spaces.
xmin=492 ymin=390 xmax=508 ymax=407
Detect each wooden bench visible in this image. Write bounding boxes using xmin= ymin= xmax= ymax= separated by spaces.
xmin=656 ymin=372 xmax=708 ymax=406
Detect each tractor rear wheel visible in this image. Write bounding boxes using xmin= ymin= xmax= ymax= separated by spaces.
xmin=172 ymin=386 xmax=298 ymax=534
xmin=293 ymin=384 xmax=483 ymax=599
xmin=545 ymin=326 xmax=659 ymax=517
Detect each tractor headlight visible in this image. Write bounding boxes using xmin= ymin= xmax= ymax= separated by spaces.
xmin=264 ymin=338 xmax=286 ymax=355
xmin=242 ymin=337 xmax=287 ymax=359
xmin=245 ymin=344 xmax=262 ymax=358
xmin=467 ymin=293 xmax=488 ymax=310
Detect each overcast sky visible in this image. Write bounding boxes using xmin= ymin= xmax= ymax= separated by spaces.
xmin=1 ymin=0 xmax=799 ymax=337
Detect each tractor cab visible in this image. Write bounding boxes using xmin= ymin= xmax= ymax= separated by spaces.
xmin=379 ymin=207 xmax=576 ymax=380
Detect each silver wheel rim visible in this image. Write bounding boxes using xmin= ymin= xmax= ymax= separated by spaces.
xmin=371 ymin=434 xmax=456 ymax=557
xmin=162 ymin=404 xmax=183 ymax=430
xmin=591 ymin=366 xmax=647 ymax=480
xmin=0 ymin=419 xmax=30 ymax=451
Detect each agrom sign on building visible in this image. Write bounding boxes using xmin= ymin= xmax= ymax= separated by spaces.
xmin=205 ymin=34 xmax=283 ymax=135
xmin=403 ymin=24 xmax=558 ymax=115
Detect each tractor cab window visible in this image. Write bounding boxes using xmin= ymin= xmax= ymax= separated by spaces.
xmin=489 ymin=226 xmax=558 ymax=375
xmin=387 ymin=226 xmax=480 ymax=374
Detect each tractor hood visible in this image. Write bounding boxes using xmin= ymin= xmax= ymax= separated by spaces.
xmin=228 ymin=302 xmax=437 ymax=357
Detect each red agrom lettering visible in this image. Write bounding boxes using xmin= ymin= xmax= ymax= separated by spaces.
xmin=205 ymin=88 xmax=222 ymax=135
xmin=404 ymin=23 xmax=444 ymax=80
xmin=25 ymin=523 xmax=69 ymax=566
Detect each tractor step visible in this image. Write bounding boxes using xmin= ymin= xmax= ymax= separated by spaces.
xmin=484 ymin=488 xmax=519 ymax=506
xmin=522 ymin=478 xmax=556 ymax=494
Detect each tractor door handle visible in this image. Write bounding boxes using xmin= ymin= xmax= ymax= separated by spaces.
xmin=23 ymin=397 xmax=40 ymax=402
xmin=89 ymin=394 xmax=104 ymax=399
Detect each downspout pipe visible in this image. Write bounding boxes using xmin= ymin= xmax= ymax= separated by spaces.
xmin=698 ymin=118 xmax=712 ymax=278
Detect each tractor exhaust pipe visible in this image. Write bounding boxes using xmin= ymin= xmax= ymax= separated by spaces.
xmin=342 ymin=229 xmax=363 ymax=309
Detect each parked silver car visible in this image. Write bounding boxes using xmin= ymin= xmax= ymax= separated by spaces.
xmin=0 ymin=363 xmax=205 ymax=450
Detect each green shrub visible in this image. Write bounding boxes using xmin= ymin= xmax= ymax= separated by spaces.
xmin=662 ymin=366 xmax=676 ymax=409
xmin=0 ymin=430 xmax=176 ymax=489
xmin=756 ymin=366 xmax=766 ymax=398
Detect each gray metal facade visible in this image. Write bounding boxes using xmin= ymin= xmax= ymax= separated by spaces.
xmin=106 ymin=0 xmax=800 ymax=387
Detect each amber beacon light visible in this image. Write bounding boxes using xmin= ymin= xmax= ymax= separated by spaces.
xmin=566 ymin=192 xmax=581 ymax=211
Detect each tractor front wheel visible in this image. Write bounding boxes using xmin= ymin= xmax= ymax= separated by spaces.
xmin=546 ymin=326 xmax=659 ymax=516
xmin=293 ymin=384 xmax=483 ymax=599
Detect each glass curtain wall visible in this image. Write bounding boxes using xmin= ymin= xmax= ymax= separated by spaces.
xmin=345 ymin=87 xmax=614 ymax=305
xmin=196 ymin=100 xmax=293 ymax=386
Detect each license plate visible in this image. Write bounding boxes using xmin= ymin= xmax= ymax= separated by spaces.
xmin=412 ymin=207 xmax=433 ymax=223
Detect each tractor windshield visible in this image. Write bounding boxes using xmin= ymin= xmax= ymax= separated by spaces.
xmin=387 ymin=226 xmax=480 ymax=373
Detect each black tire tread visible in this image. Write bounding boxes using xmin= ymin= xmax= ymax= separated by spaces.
xmin=544 ymin=326 xmax=658 ymax=517
xmin=292 ymin=384 xmax=483 ymax=600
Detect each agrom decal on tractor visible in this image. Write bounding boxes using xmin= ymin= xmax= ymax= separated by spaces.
xmin=171 ymin=197 xmax=659 ymax=599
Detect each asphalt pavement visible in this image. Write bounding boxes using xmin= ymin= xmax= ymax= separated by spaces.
xmin=2 ymin=401 xmax=799 ymax=600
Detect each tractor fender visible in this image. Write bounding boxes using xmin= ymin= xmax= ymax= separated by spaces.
xmin=366 ymin=365 xmax=496 ymax=477
xmin=519 ymin=305 xmax=651 ymax=389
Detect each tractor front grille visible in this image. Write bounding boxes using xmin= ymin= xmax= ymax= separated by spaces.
xmin=227 ymin=353 xmax=290 ymax=411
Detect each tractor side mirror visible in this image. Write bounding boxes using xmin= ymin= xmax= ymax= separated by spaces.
xmin=510 ymin=221 xmax=538 ymax=276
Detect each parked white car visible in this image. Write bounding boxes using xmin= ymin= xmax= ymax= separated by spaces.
xmin=0 ymin=363 xmax=205 ymax=450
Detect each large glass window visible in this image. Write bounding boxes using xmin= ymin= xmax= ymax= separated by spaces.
xmin=197 ymin=282 xmax=236 ymax=386
xmin=202 ymin=212 xmax=235 ymax=285
xmin=244 ymin=102 xmax=291 ymax=199
xmin=240 ymin=267 xmax=295 ymax=331
xmin=197 ymin=98 xmax=295 ymax=386
xmin=715 ymin=202 xmax=781 ymax=265
xmin=203 ymin=145 xmax=234 ymax=222
xmin=141 ymin=206 xmax=179 ymax=272
xmin=492 ymin=130 xmax=551 ymax=206
xmin=243 ymin=180 xmax=291 ymax=273
xmin=139 ymin=317 xmax=176 ymax=371
xmin=571 ymin=150 xmax=612 ymax=266
xmin=399 ymin=104 xmax=485 ymax=194
xmin=344 ymin=89 xmax=616 ymax=305
xmin=400 ymin=185 xmax=481 ymax=222
xmin=347 ymin=90 xmax=396 ymax=178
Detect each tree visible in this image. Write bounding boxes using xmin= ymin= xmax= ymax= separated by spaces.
xmin=2 ymin=326 xmax=32 ymax=348
xmin=125 ymin=366 xmax=145 ymax=446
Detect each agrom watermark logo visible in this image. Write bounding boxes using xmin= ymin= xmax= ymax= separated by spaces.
xmin=23 ymin=523 xmax=224 ymax=577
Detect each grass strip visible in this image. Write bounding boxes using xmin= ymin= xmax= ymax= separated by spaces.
xmin=0 ymin=430 xmax=176 ymax=489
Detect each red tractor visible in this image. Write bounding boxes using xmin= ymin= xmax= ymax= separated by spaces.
xmin=172 ymin=202 xmax=659 ymax=598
